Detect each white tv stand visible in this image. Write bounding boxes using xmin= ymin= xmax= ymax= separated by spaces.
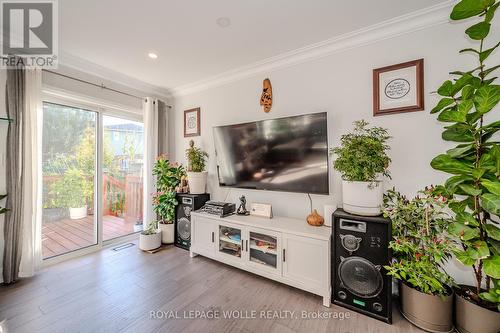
xmin=190 ymin=212 xmax=332 ymax=306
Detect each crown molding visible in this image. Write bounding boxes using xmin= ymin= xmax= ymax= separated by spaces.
xmin=171 ymin=1 xmax=455 ymax=97
xmin=57 ymin=51 xmax=173 ymax=100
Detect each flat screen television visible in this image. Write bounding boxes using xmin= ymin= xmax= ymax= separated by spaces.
xmin=213 ymin=112 xmax=329 ymax=195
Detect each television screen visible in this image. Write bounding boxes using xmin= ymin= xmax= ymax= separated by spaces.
xmin=213 ymin=112 xmax=329 ymax=195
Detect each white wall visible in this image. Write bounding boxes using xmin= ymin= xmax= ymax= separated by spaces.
xmin=172 ymin=19 xmax=499 ymax=285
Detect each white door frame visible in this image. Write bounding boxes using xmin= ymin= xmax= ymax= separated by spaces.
xmin=41 ymin=90 xmax=144 ymax=266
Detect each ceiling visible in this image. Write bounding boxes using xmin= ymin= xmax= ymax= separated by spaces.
xmin=59 ymin=0 xmax=447 ymax=92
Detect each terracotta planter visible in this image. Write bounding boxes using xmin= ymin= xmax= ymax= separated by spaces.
xmin=399 ymin=282 xmax=454 ymax=333
xmin=342 ymin=180 xmax=383 ymax=216
xmin=159 ymin=222 xmax=175 ymax=244
xmin=455 ymin=286 xmax=500 ymax=333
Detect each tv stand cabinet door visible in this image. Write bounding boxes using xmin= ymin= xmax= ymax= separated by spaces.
xmin=191 ymin=216 xmax=216 ymax=256
xmin=282 ymin=233 xmax=329 ymax=293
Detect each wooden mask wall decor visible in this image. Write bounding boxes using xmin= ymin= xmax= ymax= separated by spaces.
xmin=260 ymin=78 xmax=273 ymax=113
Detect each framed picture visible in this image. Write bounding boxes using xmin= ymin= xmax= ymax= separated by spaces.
xmin=373 ymin=59 xmax=424 ymax=116
xmin=184 ymin=107 xmax=200 ymax=137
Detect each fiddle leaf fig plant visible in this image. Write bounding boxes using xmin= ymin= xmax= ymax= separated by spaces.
xmin=430 ymin=0 xmax=500 ymax=310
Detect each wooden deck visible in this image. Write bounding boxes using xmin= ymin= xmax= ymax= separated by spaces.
xmin=42 ymin=215 xmax=139 ymax=258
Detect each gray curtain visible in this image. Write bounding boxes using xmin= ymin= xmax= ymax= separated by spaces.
xmin=157 ymin=100 xmax=169 ymax=156
xmin=3 ymin=61 xmax=25 ymax=284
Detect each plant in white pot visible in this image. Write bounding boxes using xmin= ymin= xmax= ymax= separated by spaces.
xmin=331 ymin=120 xmax=391 ymax=216
xmin=383 ymin=187 xmax=455 ymax=333
xmin=152 ymin=155 xmax=185 ymax=244
xmin=186 ymin=140 xmax=209 ymax=194
xmin=139 ymin=220 xmax=161 ymax=251
xmin=52 ymin=168 xmax=88 ymax=220
xmin=429 ymin=1 xmax=500 ymax=332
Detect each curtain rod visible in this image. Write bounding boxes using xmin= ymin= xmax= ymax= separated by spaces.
xmin=43 ymin=69 xmax=172 ymax=108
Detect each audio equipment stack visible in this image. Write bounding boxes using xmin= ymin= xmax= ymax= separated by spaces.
xmin=175 ymin=193 xmax=210 ymax=250
xmin=332 ymin=209 xmax=392 ymax=324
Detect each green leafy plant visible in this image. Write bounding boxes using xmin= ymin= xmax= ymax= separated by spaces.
xmin=331 ymin=120 xmax=391 ymax=183
xmin=0 ymin=194 xmax=8 ymax=215
xmin=186 ymin=140 xmax=208 ymax=172
xmin=153 ymin=155 xmax=186 ymax=192
xmin=153 ymin=191 xmax=177 ymax=224
xmin=152 ymin=155 xmax=185 ymax=224
xmin=430 ymin=0 xmax=500 ymax=310
xmin=383 ymin=188 xmax=455 ymax=297
xmin=51 ymin=168 xmax=87 ymax=208
xmin=142 ymin=220 xmax=159 ymax=235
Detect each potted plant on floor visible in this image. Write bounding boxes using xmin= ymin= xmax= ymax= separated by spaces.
xmin=52 ymin=168 xmax=88 ymax=220
xmin=139 ymin=220 xmax=161 ymax=251
xmin=430 ymin=1 xmax=500 ymax=332
xmin=186 ymin=140 xmax=209 ymax=194
xmin=383 ymin=187 xmax=455 ymax=333
xmin=331 ymin=120 xmax=391 ymax=216
xmin=152 ymin=155 xmax=185 ymax=244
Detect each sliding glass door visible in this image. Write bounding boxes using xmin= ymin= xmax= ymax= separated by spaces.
xmin=42 ymin=102 xmax=97 ymax=258
xmin=41 ymin=101 xmax=144 ymax=259
xmin=102 ymin=115 xmax=144 ymax=241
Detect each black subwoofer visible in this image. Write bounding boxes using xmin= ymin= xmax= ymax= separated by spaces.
xmin=175 ymin=193 xmax=210 ymax=250
xmin=332 ymin=209 xmax=392 ymax=324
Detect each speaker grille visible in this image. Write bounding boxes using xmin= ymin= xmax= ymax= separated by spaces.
xmin=338 ymin=256 xmax=383 ymax=298
xmin=177 ymin=217 xmax=191 ymax=240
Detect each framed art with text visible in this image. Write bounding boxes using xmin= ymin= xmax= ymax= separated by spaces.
xmin=373 ymin=59 xmax=424 ymax=116
xmin=184 ymin=107 xmax=201 ymax=137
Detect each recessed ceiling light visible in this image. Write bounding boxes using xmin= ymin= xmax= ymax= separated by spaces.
xmin=148 ymin=52 xmax=158 ymax=59
xmin=216 ymin=17 xmax=231 ymax=28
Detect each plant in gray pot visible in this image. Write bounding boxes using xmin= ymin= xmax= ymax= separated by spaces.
xmin=429 ymin=1 xmax=500 ymax=332
xmin=383 ymin=188 xmax=455 ymax=333
xmin=331 ymin=120 xmax=391 ymax=216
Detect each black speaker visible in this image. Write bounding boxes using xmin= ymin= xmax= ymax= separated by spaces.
xmin=332 ymin=209 xmax=392 ymax=324
xmin=175 ymin=193 xmax=210 ymax=250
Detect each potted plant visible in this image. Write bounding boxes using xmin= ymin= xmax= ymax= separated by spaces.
xmin=331 ymin=120 xmax=391 ymax=216
xmin=430 ymin=1 xmax=500 ymax=332
xmin=152 ymin=155 xmax=185 ymax=244
xmin=383 ymin=188 xmax=455 ymax=332
xmin=185 ymin=140 xmax=209 ymax=194
xmin=52 ymin=168 xmax=88 ymax=219
xmin=139 ymin=220 xmax=161 ymax=251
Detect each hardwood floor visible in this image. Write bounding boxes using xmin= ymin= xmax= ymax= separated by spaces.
xmin=0 ymin=242 xmax=426 ymax=333
xmin=42 ymin=215 xmax=138 ymax=258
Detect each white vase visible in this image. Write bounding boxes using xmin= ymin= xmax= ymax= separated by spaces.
xmin=159 ymin=222 xmax=175 ymax=244
xmin=69 ymin=206 xmax=87 ymax=220
xmin=187 ymin=171 xmax=208 ymax=194
xmin=139 ymin=230 xmax=162 ymax=251
xmin=342 ymin=180 xmax=383 ymax=216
